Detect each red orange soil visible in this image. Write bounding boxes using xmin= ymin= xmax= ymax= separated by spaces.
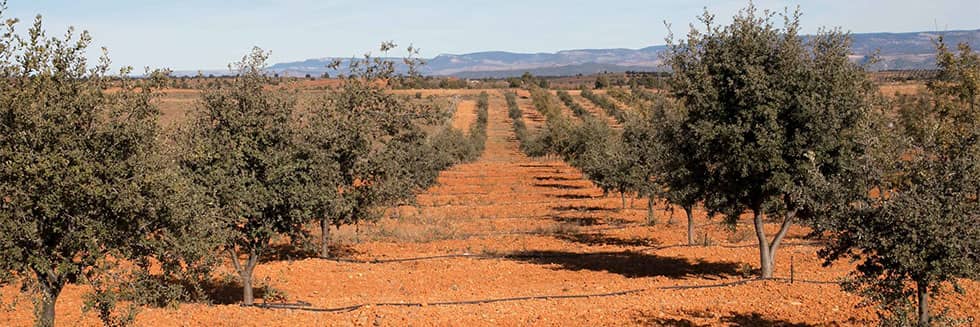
xmin=1 ymin=90 xmax=977 ymax=326
xmin=451 ymin=100 xmax=477 ymax=132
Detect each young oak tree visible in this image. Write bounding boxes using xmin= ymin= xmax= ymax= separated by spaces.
xmin=174 ymin=48 xmax=311 ymax=305
xmin=664 ymin=5 xmax=874 ymax=278
xmin=819 ymin=39 xmax=980 ymax=327
xmin=299 ymin=43 xmax=449 ymax=258
xmin=0 ymin=11 xmax=203 ymax=326
xmin=623 ymin=95 xmax=707 ymax=244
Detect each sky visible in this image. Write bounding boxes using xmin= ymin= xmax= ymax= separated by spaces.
xmin=5 ymin=0 xmax=978 ymax=70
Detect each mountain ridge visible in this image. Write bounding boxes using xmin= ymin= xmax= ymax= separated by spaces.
xmin=179 ymin=29 xmax=980 ymax=78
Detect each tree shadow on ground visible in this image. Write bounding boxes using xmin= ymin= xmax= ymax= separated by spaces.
xmin=551 ymin=205 xmax=616 ymax=212
xmin=534 ymin=175 xmax=580 ymax=182
xmin=550 ymin=193 xmax=594 ymax=200
xmin=633 ymin=311 xmax=817 ymax=327
xmin=519 ymin=164 xmax=560 ymax=168
xmin=533 ymin=182 xmax=587 ymax=190
xmin=550 ymin=214 xmax=631 ymax=226
xmin=200 ymin=278 xmax=269 ymax=305
xmin=721 ymin=313 xmax=815 ymax=327
xmin=555 ymin=232 xmax=660 ymax=247
xmin=505 ymin=250 xmax=740 ymax=279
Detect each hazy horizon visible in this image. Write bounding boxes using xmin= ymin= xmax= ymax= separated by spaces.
xmin=6 ymin=0 xmax=979 ymax=70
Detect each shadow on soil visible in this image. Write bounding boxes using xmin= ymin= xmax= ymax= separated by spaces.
xmin=551 ymin=205 xmax=616 ymax=212
xmin=506 ymin=250 xmax=739 ymax=279
xmin=533 ymin=182 xmax=587 ymax=190
xmin=549 ymin=193 xmax=594 ymax=200
xmin=201 ymin=279 xmax=270 ymax=305
xmin=519 ymin=164 xmax=561 ymax=168
xmin=550 ymin=214 xmax=632 ymax=226
xmin=534 ymin=176 xmax=580 ymax=182
xmin=634 ymin=311 xmax=816 ymax=327
xmin=261 ymin=242 xmax=360 ymax=263
xmin=555 ymin=232 xmax=660 ymax=247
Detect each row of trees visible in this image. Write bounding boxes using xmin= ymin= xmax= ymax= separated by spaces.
xmin=580 ymin=88 xmax=627 ymax=123
xmin=511 ymin=6 xmax=978 ymax=325
xmin=0 ymin=12 xmax=487 ymax=327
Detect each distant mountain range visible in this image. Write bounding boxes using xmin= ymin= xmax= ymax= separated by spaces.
xmin=180 ymin=29 xmax=980 ymax=78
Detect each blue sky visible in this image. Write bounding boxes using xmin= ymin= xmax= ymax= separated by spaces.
xmin=5 ymin=0 xmax=978 ymax=70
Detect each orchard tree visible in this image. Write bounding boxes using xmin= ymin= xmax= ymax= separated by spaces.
xmin=665 ymin=5 xmax=874 ymax=278
xmin=175 ymin=48 xmax=311 ymax=305
xmin=300 ymin=42 xmax=450 ymax=258
xmin=623 ymin=95 xmax=707 ymax=244
xmin=622 ymin=107 xmax=665 ymax=224
xmin=820 ymin=39 xmax=980 ymax=326
xmin=0 ymin=12 xmax=207 ymax=327
xmin=595 ymin=75 xmax=610 ymax=89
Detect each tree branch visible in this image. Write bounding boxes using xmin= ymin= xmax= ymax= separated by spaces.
xmin=769 ymin=209 xmax=796 ymax=259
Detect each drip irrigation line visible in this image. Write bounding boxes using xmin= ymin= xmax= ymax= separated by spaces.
xmin=250 ymin=288 xmax=647 ymax=313
xmin=636 ymin=241 xmax=822 ymax=253
xmin=249 ymin=276 xmax=836 ymax=314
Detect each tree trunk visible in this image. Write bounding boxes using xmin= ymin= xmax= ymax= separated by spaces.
xmin=751 ymin=207 xmax=795 ymax=279
xmin=320 ymin=218 xmax=331 ymax=258
xmin=230 ymin=248 xmax=260 ymax=305
xmin=917 ymin=280 xmax=930 ymax=327
xmin=620 ymin=192 xmax=626 ymax=209
xmin=685 ymin=205 xmax=695 ymax=246
xmin=242 ymin=272 xmax=254 ymax=305
xmin=34 ymin=271 xmax=63 ymax=327
xmin=646 ymin=196 xmax=656 ymax=225
xmin=752 ymin=210 xmax=774 ymax=278
xmin=767 ymin=210 xmax=795 ymax=272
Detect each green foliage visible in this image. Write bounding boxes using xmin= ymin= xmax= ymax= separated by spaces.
xmin=630 ymin=86 xmax=662 ymax=102
xmin=594 ymin=75 xmax=610 ymax=89
xmin=0 ymin=10 xmax=216 ymax=327
xmin=581 ymin=87 xmax=626 ymax=123
xmin=820 ymin=39 xmax=980 ymax=326
xmin=606 ymin=88 xmax=642 ymax=110
xmin=427 ymin=92 xmax=489 ymax=165
xmin=505 ymin=91 xmax=543 ymax=155
xmin=563 ymin=118 xmax=637 ymax=201
xmin=618 ymin=85 xmax=706 ymax=240
xmin=528 ymin=86 xmax=576 ymax=157
xmin=303 ymin=43 xmax=456 ymax=260
xmin=665 ymin=5 xmax=875 ymax=278
xmin=174 ymin=47 xmax=308 ymax=305
xmin=556 ymin=90 xmax=591 ymax=118
xmin=528 ymin=87 xmax=639 ymax=206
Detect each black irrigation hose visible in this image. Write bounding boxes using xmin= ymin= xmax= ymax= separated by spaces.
xmin=654 ymin=276 xmax=838 ymax=290
xmin=636 ymin=241 xmax=822 ymax=253
xmin=250 ymin=288 xmax=647 ymax=313
xmin=249 ymin=277 xmax=836 ymax=313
